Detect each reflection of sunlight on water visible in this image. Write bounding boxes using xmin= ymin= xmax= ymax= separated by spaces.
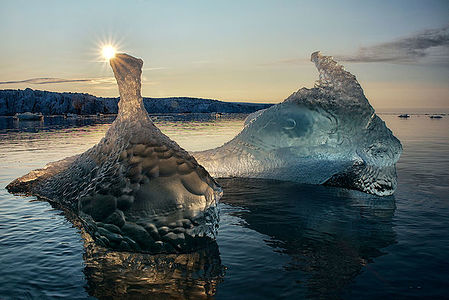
xmin=156 ymin=116 xmax=246 ymax=152
xmin=0 ymin=114 xmax=246 ymax=174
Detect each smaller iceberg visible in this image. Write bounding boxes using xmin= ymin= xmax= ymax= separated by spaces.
xmin=194 ymin=52 xmax=402 ymax=196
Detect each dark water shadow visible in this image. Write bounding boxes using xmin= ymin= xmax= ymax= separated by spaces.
xmin=217 ymin=178 xmax=397 ymax=299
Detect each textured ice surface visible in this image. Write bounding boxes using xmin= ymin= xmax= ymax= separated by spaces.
xmin=7 ymin=54 xmax=222 ymax=253
xmin=194 ymin=52 xmax=402 ymax=196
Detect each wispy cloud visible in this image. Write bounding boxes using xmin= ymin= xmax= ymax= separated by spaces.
xmin=337 ymin=25 xmax=449 ymax=63
xmin=266 ymin=25 xmax=449 ymax=66
xmin=0 ymin=77 xmax=116 ymax=85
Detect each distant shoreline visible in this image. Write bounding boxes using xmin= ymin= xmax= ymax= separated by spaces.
xmin=1 ymin=88 xmax=447 ymax=117
xmin=0 ymin=88 xmax=273 ymax=116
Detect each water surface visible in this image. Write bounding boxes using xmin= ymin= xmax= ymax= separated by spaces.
xmin=0 ymin=114 xmax=448 ymax=299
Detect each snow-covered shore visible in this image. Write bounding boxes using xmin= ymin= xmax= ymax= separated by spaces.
xmin=0 ymin=88 xmax=272 ymax=116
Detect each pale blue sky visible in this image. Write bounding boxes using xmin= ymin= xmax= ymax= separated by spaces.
xmin=1 ymin=0 xmax=448 ymax=109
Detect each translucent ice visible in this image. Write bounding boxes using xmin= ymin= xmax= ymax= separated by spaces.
xmin=194 ymin=52 xmax=402 ymax=196
xmin=7 ymin=53 xmax=222 ymax=253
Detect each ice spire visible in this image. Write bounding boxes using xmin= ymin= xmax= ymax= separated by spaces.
xmin=110 ymin=53 xmax=149 ymax=120
xmin=311 ymin=51 xmax=365 ymax=99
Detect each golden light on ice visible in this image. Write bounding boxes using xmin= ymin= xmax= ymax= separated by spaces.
xmin=102 ymin=45 xmax=116 ymax=60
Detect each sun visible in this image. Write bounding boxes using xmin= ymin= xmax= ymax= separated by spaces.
xmin=101 ymin=45 xmax=116 ymax=60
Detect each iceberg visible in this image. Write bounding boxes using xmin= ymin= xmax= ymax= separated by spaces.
xmin=7 ymin=50 xmax=402 ymax=256
xmin=7 ymin=53 xmax=222 ymax=253
xmin=194 ymin=52 xmax=402 ymax=196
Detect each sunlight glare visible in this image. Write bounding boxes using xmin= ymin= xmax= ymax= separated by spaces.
xmin=102 ymin=46 xmax=116 ymax=60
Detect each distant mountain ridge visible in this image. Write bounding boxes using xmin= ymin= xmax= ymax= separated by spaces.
xmin=0 ymin=88 xmax=273 ymax=116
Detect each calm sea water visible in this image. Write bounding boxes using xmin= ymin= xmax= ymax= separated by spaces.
xmin=0 ymin=113 xmax=448 ymax=299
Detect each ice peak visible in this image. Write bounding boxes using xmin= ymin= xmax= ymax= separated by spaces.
xmin=311 ymin=51 xmax=364 ymax=97
xmin=110 ymin=53 xmax=148 ymax=120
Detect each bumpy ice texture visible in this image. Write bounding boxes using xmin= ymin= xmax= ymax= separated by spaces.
xmin=7 ymin=54 xmax=222 ymax=253
xmin=194 ymin=52 xmax=402 ymax=196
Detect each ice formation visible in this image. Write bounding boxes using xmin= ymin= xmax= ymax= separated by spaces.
xmin=7 ymin=53 xmax=222 ymax=253
xmin=194 ymin=52 xmax=402 ymax=196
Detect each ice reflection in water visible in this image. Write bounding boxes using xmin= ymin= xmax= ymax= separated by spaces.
xmin=217 ymin=178 xmax=396 ymax=299
xmin=82 ymin=231 xmax=224 ymax=299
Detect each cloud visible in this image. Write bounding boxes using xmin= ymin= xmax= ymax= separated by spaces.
xmin=0 ymin=77 xmax=116 ymax=85
xmin=337 ymin=25 xmax=449 ymax=63
xmin=266 ymin=25 xmax=449 ymax=66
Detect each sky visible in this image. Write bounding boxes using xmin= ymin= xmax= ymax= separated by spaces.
xmin=0 ymin=0 xmax=448 ymax=111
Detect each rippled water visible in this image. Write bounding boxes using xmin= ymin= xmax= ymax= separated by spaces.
xmin=0 ymin=114 xmax=448 ymax=299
